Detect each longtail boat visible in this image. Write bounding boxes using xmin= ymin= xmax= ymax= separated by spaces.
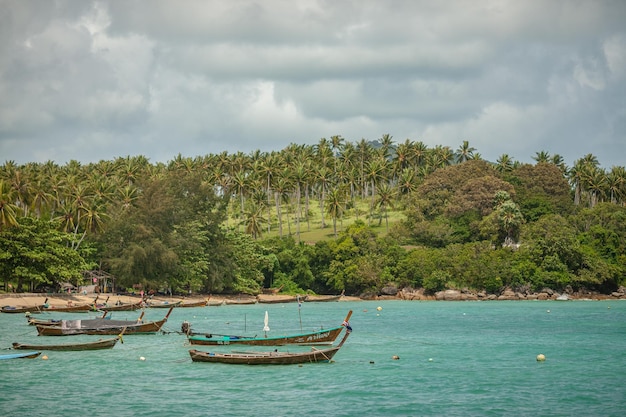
xmin=256 ymin=295 xmax=308 ymax=304
xmin=28 ymin=317 xmax=62 ymax=327
xmin=43 ymin=302 xmax=96 ymax=313
xmin=178 ymin=299 xmax=209 ymax=308
xmin=35 ymin=308 xmax=172 ymax=336
xmin=12 ymin=335 xmax=122 ymax=351
xmin=188 ymin=325 xmax=351 ymax=365
xmin=261 ymin=285 xmax=284 ymax=295
xmin=187 ymin=310 xmax=353 ymax=346
xmin=147 ymin=300 xmax=182 ymax=308
xmin=224 ymin=298 xmax=257 ymax=305
xmin=100 ymin=300 xmax=144 ymax=312
xmin=0 ymin=351 xmax=41 ymax=360
xmin=1 ymin=298 xmax=49 ymax=314
xmin=306 ymin=290 xmax=345 ymax=302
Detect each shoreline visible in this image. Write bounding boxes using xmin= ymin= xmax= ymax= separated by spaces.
xmin=0 ymin=291 xmax=623 ymax=309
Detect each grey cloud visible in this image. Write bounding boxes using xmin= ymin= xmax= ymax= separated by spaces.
xmin=0 ymin=0 xmax=624 ymax=168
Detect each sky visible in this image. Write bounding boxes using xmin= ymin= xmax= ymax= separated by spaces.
xmin=1 ymin=0 xmax=625 ymax=169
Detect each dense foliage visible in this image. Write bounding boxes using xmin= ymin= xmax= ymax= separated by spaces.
xmin=1 ymin=137 xmax=625 ymax=296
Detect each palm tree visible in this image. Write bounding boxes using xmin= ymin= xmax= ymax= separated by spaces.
xmin=429 ymin=145 xmax=454 ymax=169
xmin=375 ymin=183 xmax=397 ymax=231
xmin=326 ymin=187 xmax=346 ymax=238
xmin=241 ymin=202 xmax=267 ymax=239
xmin=495 ymin=154 xmax=514 ymax=173
xmin=0 ymin=179 xmax=19 ymax=230
xmin=315 ymin=166 xmax=332 ymax=229
xmin=607 ymin=166 xmax=626 ymax=204
xmin=455 ymin=140 xmax=476 ymax=163
xmin=533 ymin=151 xmax=551 ymax=164
xmin=378 ymin=133 xmax=395 ymax=160
xmin=365 ymin=157 xmax=388 ymax=225
xmin=398 ymin=168 xmax=419 ymax=195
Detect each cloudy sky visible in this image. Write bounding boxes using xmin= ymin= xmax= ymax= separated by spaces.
xmin=1 ymin=0 xmax=625 ymax=168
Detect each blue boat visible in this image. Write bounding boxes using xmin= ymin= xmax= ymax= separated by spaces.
xmin=0 ymin=351 xmax=41 ymax=360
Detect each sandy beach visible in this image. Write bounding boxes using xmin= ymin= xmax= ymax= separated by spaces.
xmin=0 ymin=293 xmax=361 ymax=309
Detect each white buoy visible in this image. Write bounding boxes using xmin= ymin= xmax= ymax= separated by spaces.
xmin=392 ymin=355 xmax=400 ymax=360
xmin=376 ymin=306 xmax=382 ymax=311
xmin=42 ymin=355 xmax=48 ymax=360
xmin=428 ymin=358 xmax=433 ymax=362
xmin=139 ymin=356 xmax=146 ymax=361
xmin=536 ymin=354 xmax=546 ymax=362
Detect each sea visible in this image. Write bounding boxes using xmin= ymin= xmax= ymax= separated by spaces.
xmin=1 ymin=299 xmax=625 ymax=417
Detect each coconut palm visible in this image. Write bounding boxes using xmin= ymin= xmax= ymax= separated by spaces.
xmin=241 ymin=202 xmax=267 ymax=239
xmin=455 ymin=140 xmax=476 ymax=163
xmin=495 ymin=154 xmax=514 ymax=173
xmin=0 ymin=179 xmax=19 ymax=230
xmin=375 ymin=183 xmax=397 ymax=231
xmin=326 ymin=187 xmax=347 ymax=238
xmin=533 ymin=151 xmax=551 ymax=164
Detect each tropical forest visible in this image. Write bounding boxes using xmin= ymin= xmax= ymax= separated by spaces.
xmin=1 ymin=135 xmax=625 ymax=298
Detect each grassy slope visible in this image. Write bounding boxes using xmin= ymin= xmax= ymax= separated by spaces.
xmin=228 ymin=198 xmax=405 ymax=243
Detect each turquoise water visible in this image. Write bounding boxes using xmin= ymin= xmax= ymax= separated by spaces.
xmin=1 ymin=300 xmax=625 ymax=416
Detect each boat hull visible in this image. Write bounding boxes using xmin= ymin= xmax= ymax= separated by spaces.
xmin=0 ymin=351 xmax=41 ymax=360
xmin=189 ymin=345 xmax=342 ymax=364
xmin=12 ymin=337 xmax=119 ymax=351
xmin=188 ymin=326 xmax=344 ymax=346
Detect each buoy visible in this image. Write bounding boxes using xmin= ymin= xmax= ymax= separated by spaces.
xmin=369 ymin=361 xmax=375 ymax=364
xmin=392 ymin=355 xmax=400 ymax=360
xmin=428 ymin=358 xmax=433 ymax=362
xmin=536 ymin=354 xmax=546 ymax=362
xmin=546 ymin=310 xmax=550 ymax=313
xmin=42 ymin=355 xmax=48 ymax=360
xmin=376 ymin=306 xmax=382 ymax=311
xmin=139 ymin=356 xmax=146 ymax=361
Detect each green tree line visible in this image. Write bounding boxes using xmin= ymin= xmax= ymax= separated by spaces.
xmin=1 ymin=136 xmax=625 ymax=296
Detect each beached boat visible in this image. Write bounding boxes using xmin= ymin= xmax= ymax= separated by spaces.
xmin=224 ymin=298 xmax=257 ymax=305
xmin=256 ymin=295 xmax=308 ymax=304
xmin=35 ymin=308 xmax=172 ymax=336
xmin=0 ymin=351 xmax=41 ymax=360
xmin=178 ymin=299 xmax=209 ymax=308
xmin=147 ymin=300 xmax=182 ymax=308
xmin=187 ymin=310 xmax=353 ymax=346
xmin=43 ymin=303 xmax=96 ymax=313
xmin=100 ymin=300 xmax=144 ymax=312
xmin=306 ymin=290 xmax=345 ymax=302
xmin=188 ymin=325 xmax=351 ymax=365
xmin=1 ymin=298 xmax=49 ymax=314
xmin=261 ymin=285 xmax=284 ymax=295
xmin=12 ymin=335 xmax=122 ymax=351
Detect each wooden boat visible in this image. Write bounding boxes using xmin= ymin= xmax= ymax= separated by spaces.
xmin=1 ymin=298 xmax=49 ymax=314
xmin=187 ymin=310 xmax=352 ymax=346
xmin=0 ymin=351 xmax=41 ymax=360
xmin=207 ymin=299 xmax=226 ymax=306
xmin=256 ymin=295 xmax=308 ymax=304
xmin=306 ymin=290 xmax=344 ymax=303
xmin=12 ymin=335 xmax=121 ymax=351
xmin=100 ymin=300 xmax=144 ymax=312
xmin=224 ymin=298 xmax=257 ymax=305
xmin=261 ymin=285 xmax=284 ymax=295
xmin=147 ymin=300 xmax=182 ymax=308
xmin=178 ymin=299 xmax=209 ymax=308
xmin=35 ymin=307 xmax=172 ymax=336
xmin=43 ymin=303 xmax=95 ymax=313
xmin=28 ymin=317 xmax=63 ymax=327
xmin=188 ymin=326 xmax=351 ymax=365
